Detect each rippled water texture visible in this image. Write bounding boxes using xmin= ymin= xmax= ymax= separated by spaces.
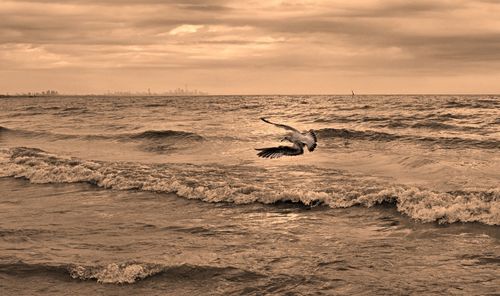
xmin=0 ymin=95 xmax=499 ymax=294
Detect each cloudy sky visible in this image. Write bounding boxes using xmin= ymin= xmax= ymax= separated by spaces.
xmin=1 ymin=0 xmax=500 ymax=94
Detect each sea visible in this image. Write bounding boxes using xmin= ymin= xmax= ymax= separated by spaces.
xmin=0 ymin=95 xmax=499 ymax=295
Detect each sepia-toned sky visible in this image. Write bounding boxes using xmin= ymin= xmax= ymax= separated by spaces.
xmin=1 ymin=0 xmax=500 ymax=94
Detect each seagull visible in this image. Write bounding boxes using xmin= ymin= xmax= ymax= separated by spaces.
xmin=256 ymin=117 xmax=317 ymax=159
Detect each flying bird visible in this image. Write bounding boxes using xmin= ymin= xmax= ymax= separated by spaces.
xmin=256 ymin=117 xmax=317 ymax=159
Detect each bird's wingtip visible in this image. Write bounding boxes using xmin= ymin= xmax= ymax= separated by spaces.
xmin=309 ymin=143 xmax=317 ymax=152
xmin=309 ymin=129 xmax=317 ymax=142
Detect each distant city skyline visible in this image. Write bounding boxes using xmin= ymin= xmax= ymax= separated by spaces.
xmin=2 ymin=86 xmax=208 ymax=96
xmin=1 ymin=1 xmax=500 ymax=94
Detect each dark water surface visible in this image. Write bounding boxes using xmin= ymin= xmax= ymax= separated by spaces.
xmin=1 ymin=179 xmax=498 ymax=295
xmin=0 ymin=95 xmax=499 ymax=294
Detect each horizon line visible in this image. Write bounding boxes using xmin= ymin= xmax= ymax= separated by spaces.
xmin=1 ymin=92 xmax=499 ymax=97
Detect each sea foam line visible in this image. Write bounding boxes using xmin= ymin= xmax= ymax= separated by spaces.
xmin=1 ymin=147 xmax=498 ymax=225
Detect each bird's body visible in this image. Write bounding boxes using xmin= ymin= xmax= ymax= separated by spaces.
xmin=256 ymin=117 xmax=317 ymax=159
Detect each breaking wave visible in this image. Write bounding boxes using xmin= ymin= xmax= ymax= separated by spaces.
xmin=0 ymin=147 xmax=498 ymax=225
xmin=0 ymin=261 xmax=260 ymax=284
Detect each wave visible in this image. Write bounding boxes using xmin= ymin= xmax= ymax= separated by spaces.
xmin=130 ymin=130 xmax=203 ymax=140
xmin=317 ymin=128 xmax=400 ymax=141
xmin=129 ymin=130 xmax=203 ymax=153
xmin=444 ymin=99 xmax=499 ymax=109
xmin=316 ymin=128 xmax=500 ymax=149
xmin=0 ymin=126 xmax=203 ymax=142
xmin=0 ymin=227 xmax=53 ymax=238
xmin=1 ymin=147 xmax=498 ymax=225
xmin=0 ymin=126 xmax=204 ymax=154
xmin=0 ymin=126 xmax=57 ymax=139
xmin=313 ymin=113 xmax=480 ymax=128
xmin=0 ymin=261 xmax=259 ymax=284
xmin=387 ymin=120 xmax=481 ymax=132
xmin=11 ymin=106 xmax=93 ymax=117
xmin=144 ymin=103 xmax=169 ymax=108
xmin=410 ymin=121 xmax=465 ymax=130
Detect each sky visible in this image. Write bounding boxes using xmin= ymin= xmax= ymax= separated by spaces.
xmin=1 ymin=0 xmax=500 ymax=94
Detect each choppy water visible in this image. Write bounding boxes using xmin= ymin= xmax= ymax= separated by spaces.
xmin=0 ymin=95 xmax=499 ymax=295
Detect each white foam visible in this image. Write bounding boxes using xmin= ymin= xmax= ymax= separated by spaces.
xmin=68 ymin=262 xmax=163 ymax=284
xmin=2 ymin=147 xmax=498 ymax=225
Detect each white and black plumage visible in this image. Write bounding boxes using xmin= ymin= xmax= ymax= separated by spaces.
xmin=256 ymin=117 xmax=317 ymax=159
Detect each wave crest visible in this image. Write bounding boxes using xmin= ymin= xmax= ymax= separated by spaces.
xmin=0 ymin=261 xmax=258 ymax=284
xmin=0 ymin=147 xmax=498 ymax=225
xmin=317 ymin=128 xmax=500 ymax=149
xmin=130 ymin=130 xmax=203 ymax=140
xmin=0 ymin=126 xmax=203 ymax=143
xmin=68 ymin=262 xmax=163 ymax=284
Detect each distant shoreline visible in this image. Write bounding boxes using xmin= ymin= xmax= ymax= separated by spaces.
xmin=0 ymin=94 xmax=211 ymax=98
xmin=1 ymin=93 xmax=499 ymax=98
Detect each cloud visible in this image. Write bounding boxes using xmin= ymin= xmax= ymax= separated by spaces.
xmin=0 ymin=0 xmax=499 ymax=93
xmin=169 ymin=24 xmax=204 ymax=35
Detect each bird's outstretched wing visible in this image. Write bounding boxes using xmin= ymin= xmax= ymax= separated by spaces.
xmin=260 ymin=117 xmax=300 ymax=133
xmin=304 ymin=130 xmax=317 ymax=152
xmin=255 ymin=145 xmax=303 ymax=159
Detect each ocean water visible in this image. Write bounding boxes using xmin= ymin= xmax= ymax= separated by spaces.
xmin=0 ymin=95 xmax=499 ymax=295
